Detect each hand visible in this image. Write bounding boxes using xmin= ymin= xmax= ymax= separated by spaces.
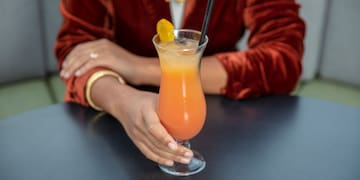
xmin=60 ymin=38 xmax=142 ymax=84
xmin=107 ymin=86 xmax=193 ymax=166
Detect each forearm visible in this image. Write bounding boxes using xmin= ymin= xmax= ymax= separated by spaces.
xmin=137 ymin=56 xmax=227 ymax=94
xmin=90 ymin=76 xmax=138 ymax=118
xmin=200 ymin=56 xmax=227 ymax=94
xmin=134 ymin=57 xmax=161 ymax=86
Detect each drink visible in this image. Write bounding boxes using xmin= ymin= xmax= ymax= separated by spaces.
xmin=157 ymin=40 xmax=206 ymax=141
xmin=153 ymin=29 xmax=208 ymax=176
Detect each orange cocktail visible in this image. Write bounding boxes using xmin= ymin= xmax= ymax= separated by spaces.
xmin=153 ymin=29 xmax=208 ymax=176
xmin=157 ymin=40 xmax=206 ymax=140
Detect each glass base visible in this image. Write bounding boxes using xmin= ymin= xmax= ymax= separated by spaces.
xmin=158 ymin=150 xmax=206 ymax=176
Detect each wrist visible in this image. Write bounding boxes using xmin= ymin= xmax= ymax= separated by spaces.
xmin=107 ymin=85 xmax=139 ymax=117
xmin=134 ymin=57 xmax=161 ymax=86
xmin=90 ymin=76 xmax=139 ymax=120
xmin=88 ymin=71 xmax=125 ymax=111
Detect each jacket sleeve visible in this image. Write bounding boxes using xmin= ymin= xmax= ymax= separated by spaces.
xmin=215 ymin=0 xmax=305 ymax=99
xmin=54 ymin=0 xmax=115 ymax=106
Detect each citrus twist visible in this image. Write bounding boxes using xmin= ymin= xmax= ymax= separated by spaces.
xmin=156 ymin=19 xmax=175 ymax=43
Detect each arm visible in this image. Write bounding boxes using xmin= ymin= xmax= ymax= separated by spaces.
xmin=55 ymin=0 xmax=192 ymax=166
xmin=214 ymin=0 xmax=306 ymax=99
xmin=58 ymin=0 xmax=304 ymax=100
xmin=130 ymin=0 xmax=305 ymax=97
xmin=55 ymin=0 xmax=114 ymax=106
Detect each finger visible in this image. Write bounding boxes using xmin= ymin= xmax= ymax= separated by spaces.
xmin=144 ymin=125 xmax=194 ymax=159
xmin=62 ymin=52 xmax=74 ymax=68
xmin=135 ymin=128 xmax=192 ymax=164
xmin=62 ymin=44 xmax=88 ymax=68
xmin=146 ymin=137 xmax=193 ymax=164
xmin=142 ymin=109 xmax=177 ymax=150
xmin=74 ymin=58 xmax=102 ymax=77
xmin=131 ymin=136 xmax=174 ymax=166
xmin=61 ymin=47 xmax=91 ymax=78
xmin=63 ymin=40 xmax=97 ymax=68
xmin=144 ymin=137 xmax=192 ymax=164
xmin=62 ymin=51 xmax=80 ymax=68
xmin=62 ymin=56 xmax=91 ymax=78
xmin=142 ymin=109 xmax=193 ymax=158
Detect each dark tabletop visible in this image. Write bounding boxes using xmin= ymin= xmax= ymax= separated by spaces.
xmin=0 ymin=95 xmax=360 ymax=180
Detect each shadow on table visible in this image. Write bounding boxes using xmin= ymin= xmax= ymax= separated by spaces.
xmin=64 ymin=95 xmax=301 ymax=179
xmin=64 ymin=103 xmax=178 ymax=179
xmin=193 ymin=95 xmax=301 ymax=179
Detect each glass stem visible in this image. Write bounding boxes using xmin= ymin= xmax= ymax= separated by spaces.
xmin=176 ymin=140 xmax=191 ymax=149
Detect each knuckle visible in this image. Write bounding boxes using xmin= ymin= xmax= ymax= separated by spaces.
xmin=147 ymin=124 xmax=156 ymax=133
xmin=148 ymin=126 xmax=170 ymax=144
xmin=175 ymin=156 xmax=183 ymax=162
xmin=83 ymin=63 xmax=90 ymax=70
xmin=133 ymin=118 xmax=143 ymax=128
xmin=72 ymin=60 xmax=81 ymax=68
xmin=64 ymin=55 xmax=74 ymax=64
xmin=133 ymin=121 xmax=141 ymax=129
xmin=147 ymin=124 xmax=162 ymax=138
xmin=85 ymin=60 xmax=96 ymax=67
xmin=151 ymin=130 xmax=167 ymax=143
xmin=129 ymin=128 xmax=140 ymax=138
xmin=160 ymin=136 xmax=170 ymax=145
xmin=74 ymin=44 xmax=85 ymax=52
xmin=67 ymin=65 xmax=75 ymax=72
xmin=70 ymin=61 xmax=80 ymax=68
xmin=155 ymin=157 xmax=164 ymax=164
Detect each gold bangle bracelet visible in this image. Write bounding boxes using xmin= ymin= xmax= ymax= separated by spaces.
xmin=86 ymin=70 xmax=126 ymax=111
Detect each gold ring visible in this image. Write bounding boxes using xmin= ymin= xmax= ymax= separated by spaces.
xmin=89 ymin=52 xmax=99 ymax=59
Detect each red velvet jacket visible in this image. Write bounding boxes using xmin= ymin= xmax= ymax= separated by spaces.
xmin=55 ymin=0 xmax=305 ymax=106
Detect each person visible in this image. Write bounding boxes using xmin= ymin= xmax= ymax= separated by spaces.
xmin=55 ymin=0 xmax=305 ymax=167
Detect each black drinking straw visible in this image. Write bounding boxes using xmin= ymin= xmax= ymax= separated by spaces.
xmin=199 ymin=0 xmax=215 ymax=46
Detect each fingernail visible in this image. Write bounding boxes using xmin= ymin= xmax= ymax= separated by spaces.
xmin=75 ymin=70 xmax=81 ymax=77
xmin=165 ymin=160 xmax=174 ymax=166
xmin=184 ymin=151 xmax=193 ymax=158
xmin=64 ymin=72 xmax=70 ymax=79
xmin=180 ymin=157 xmax=191 ymax=164
xmin=60 ymin=70 xmax=64 ymax=77
xmin=168 ymin=142 xmax=178 ymax=151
